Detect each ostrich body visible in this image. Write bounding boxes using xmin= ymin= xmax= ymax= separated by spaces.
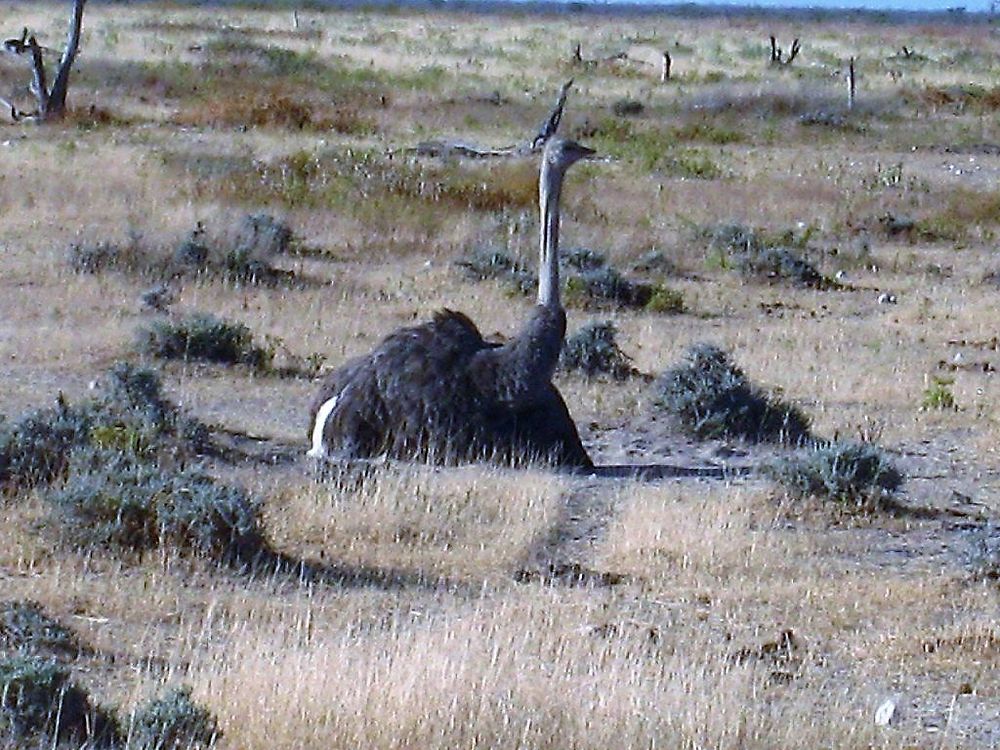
xmin=308 ymin=138 xmax=594 ymax=468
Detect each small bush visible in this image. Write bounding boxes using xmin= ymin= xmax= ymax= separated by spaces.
xmin=236 ymin=213 xmax=293 ymax=257
xmin=560 ymin=321 xmax=638 ymax=381
xmin=660 ymin=149 xmax=723 ymax=180
xmin=564 ymin=267 xmax=655 ymax=309
xmin=561 ymin=247 xmax=607 ymax=272
xmin=137 ymin=314 xmax=273 ymax=371
xmin=922 ymin=376 xmax=958 ymax=411
xmin=738 ymin=246 xmax=825 ymax=287
xmin=49 ymin=450 xmax=267 ymax=564
xmin=655 ymin=344 xmax=811 ymax=443
xmin=0 ymin=601 xmax=82 ymax=660
xmin=67 ymin=242 xmax=135 ymax=274
xmin=0 ymin=400 xmax=95 ymax=491
xmin=703 ymin=223 xmax=831 ymax=288
xmin=612 ymin=98 xmax=644 ymax=117
xmin=454 ymin=248 xmax=537 ymax=295
xmin=173 ymin=230 xmax=210 ymax=269
xmin=631 ymin=250 xmax=677 ymax=275
xmin=1 ymin=364 xmax=210 ymax=493
xmin=764 ymin=441 xmax=903 ymax=505
xmin=969 ymin=528 xmax=1000 ymax=581
xmin=0 ymin=654 xmax=119 ymax=747
xmin=129 ymin=685 xmax=219 ymax=750
xmin=644 ymin=285 xmax=685 ymax=314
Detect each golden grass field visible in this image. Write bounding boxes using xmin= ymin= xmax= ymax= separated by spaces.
xmin=2 ymin=1 xmax=1000 ymax=747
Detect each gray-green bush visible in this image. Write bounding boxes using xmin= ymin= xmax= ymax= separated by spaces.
xmin=49 ymin=449 xmax=268 ymax=564
xmin=0 ymin=654 xmax=119 ymax=747
xmin=764 ymin=441 xmax=904 ymax=504
xmin=0 ymin=601 xmax=82 ymax=660
xmin=0 ymin=363 xmax=209 ymax=492
xmin=137 ymin=314 xmax=273 ymax=371
xmin=560 ymin=321 xmax=638 ymax=380
xmin=655 ymin=344 xmax=811 ymax=444
xmin=129 ymin=686 xmax=219 ymax=750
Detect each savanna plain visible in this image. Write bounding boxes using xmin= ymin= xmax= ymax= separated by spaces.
xmin=2 ymin=1 xmax=1000 ymax=748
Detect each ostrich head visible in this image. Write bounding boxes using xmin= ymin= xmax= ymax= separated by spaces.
xmin=537 ymin=138 xmax=595 ymax=308
xmin=542 ymin=137 xmax=596 ymax=176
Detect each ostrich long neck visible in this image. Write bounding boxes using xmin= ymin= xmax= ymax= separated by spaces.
xmin=537 ymin=160 xmax=563 ymax=308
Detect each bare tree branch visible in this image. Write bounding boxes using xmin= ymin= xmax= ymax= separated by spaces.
xmin=26 ymin=36 xmax=50 ymax=113
xmin=47 ymin=0 xmax=87 ymax=117
xmin=529 ymin=78 xmax=573 ymax=151
xmin=410 ymin=80 xmax=575 ymax=159
xmin=769 ymin=35 xmax=801 ymax=66
xmin=2 ymin=0 xmax=87 ymax=123
xmin=0 ymin=96 xmax=28 ymax=122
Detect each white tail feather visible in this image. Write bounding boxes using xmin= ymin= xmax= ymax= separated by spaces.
xmin=307 ymin=394 xmax=340 ymax=459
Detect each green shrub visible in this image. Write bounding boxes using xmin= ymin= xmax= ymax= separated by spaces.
xmin=655 ymin=344 xmax=811 ymax=444
xmin=0 ymin=654 xmax=119 ymax=747
xmin=129 ymin=686 xmax=219 ymax=750
xmin=660 ymin=149 xmax=723 ymax=180
xmin=764 ymin=441 xmax=903 ymax=504
xmin=49 ymin=450 xmax=268 ymax=564
xmin=560 ymin=321 xmax=638 ymax=381
xmin=137 ymin=314 xmax=273 ymax=371
xmin=644 ymin=285 xmax=685 ymax=314
xmin=921 ymin=376 xmax=958 ymax=410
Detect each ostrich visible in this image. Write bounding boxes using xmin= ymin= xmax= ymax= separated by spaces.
xmin=307 ymin=137 xmax=595 ymax=469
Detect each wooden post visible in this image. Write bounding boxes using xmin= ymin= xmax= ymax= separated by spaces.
xmin=292 ymin=9 xmax=299 ymax=30
xmin=847 ymin=57 xmax=856 ymax=110
xmin=660 ymin=51 xmax=671 ymax=82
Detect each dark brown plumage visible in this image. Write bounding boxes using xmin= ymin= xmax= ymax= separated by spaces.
xmin=308 ymin=308 xmax=590 ymax=467
xmin=307 ymin=138 xmax=595 ymax=469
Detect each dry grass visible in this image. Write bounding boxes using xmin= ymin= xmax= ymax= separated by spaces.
xmin=2 ymin=2 xmax=1000 ymax=749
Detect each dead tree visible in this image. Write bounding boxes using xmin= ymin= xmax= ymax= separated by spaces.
xmin=0 ymin=0 xmax=88 ymax=122
xmin=769 ymin=35 xmax=801 ymax=66
xmin=411 ymin=79 xmax=575 ymax=159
